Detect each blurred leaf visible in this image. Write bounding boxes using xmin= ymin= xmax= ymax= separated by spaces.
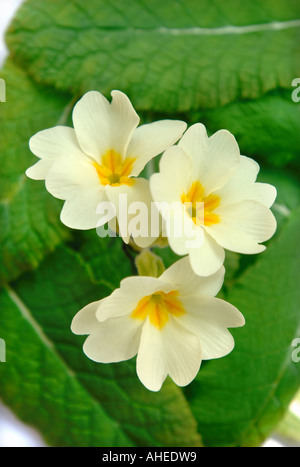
xmin=276 ymin=390 xmax=300 ymax=444
xmin=257 ymin=168 xmax=300 ymax=236
xmin=73 ymin=231 xmax=138 ymax=281
xmin=185 ymin=207 xmax=300 ymax=446
xmin=0 ymin=60 xmax=72 ymax=285
xmin=196 ymin=90 xmax=300 ymax=167
xmin=0 ymin=243 xmax=201 ymax=447
xmin=258 ymin=169 xmax=300 ymax=213
xmin=152 ymin=245 xmax=181 ymax=271
xmin=6 ymin=0 xmax=300 ymax=112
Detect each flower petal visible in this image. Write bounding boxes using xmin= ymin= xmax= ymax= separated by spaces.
xmin=26 ymin=158 xmax=55 ymax=181
xmin=27 ymin=126 xmax=84 ymax=180
xmin=96 ymin=276 xmax=173 ymax=322
xmin=110 ymin=90 xmax=140 ymax=155
xmin=206 ymin=200 xmax=277 ymax=254
xmin=150 ymin=147 xmax=194 ymax=248
xmin=162 ymin=317 xmax=202 ymax=388
xmin=155 ymin=145 xmax=194 ymax=201
xmin=105 ymin=178 xmax=159 ymax=247
xmin=60 ymin=186 xmax=107 ymax=230
xmin=45 ymin=152 xmax=100 ymax=200
xmin=178 ymin=122 xmax=208 ymax=175
xmin=178 ymin=124 xmax=240 ymax=194
xmin=29 ymin=126 xmax=83 ymax=160
xmin=164 ymin=202 xmax=199 ymax=256
xmin=180 ymin=295 xmax=245 ymax=326
xmin=216 ymin=156 xmax=277 ymax=208
xmin=72 ymin=91 xmax=111 ymax=160
xmin=203 ymin=129 xmax=241 ymax=193
xmin=184 ymin=321 xmax=234 ymax=360
xmin=136 ymin=316 xmax=201 ymax=391
xmin=243 ymin=182 xmax=277 ymax=209
xmin=136 ymin=319 xmax=167 ymax=391
xmin=71 ymin=302 xmax=142 ymax=363
xmin=84 ymin=317 xmax=142 ymax=363
xmin=71 ymin=300 xmax=103 ymax=335
xmin=72 ymin=90 xmax=139 ymax=161
xmin=178 ymin=296 xmax=245 ymax=360
xmin=129 ymin=120 xmax=187 ymax=176
xmin=188 ymin=231 xmax=225 ymax=277
xmin=159 ymin=256 xmax=225 ymax=298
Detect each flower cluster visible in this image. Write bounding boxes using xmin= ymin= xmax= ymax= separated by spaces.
xmin=27 ymin=90 xmax=277 ymax=391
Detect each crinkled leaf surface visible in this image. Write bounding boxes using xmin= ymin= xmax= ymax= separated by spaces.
xmin=0 ymin=60 xmax=71 ymax=285
xmin=1 ymin=0 xmax=300 ymax=449
xmin=185 ymin=207 xmax=300 ymax=447
xmin=6 ymin=0 xmax=300 ymax=112
xmin=0 ymin=240 xmax=201 ymax=447
xmin=195 ymin=91 xmax=300 ymax=167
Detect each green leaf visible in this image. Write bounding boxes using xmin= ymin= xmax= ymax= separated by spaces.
xmin=195 ymin=91 xmax=300 ymax=167
xmin=257 ymin=168 xmax=300 ymax=236
xmin=258 ymin=169 xmax=300 ymax=214
xmin=0 ymin=284 xmax=131 ymax=447
xmin=184 ymin=207 xmax=300 ymax=447
xmin=0 ymin=60 xmax=72 ymax=284
xmin=0 ymin=242 xmax=202 ymax=447
xmin=276 ymin=390 xmax=300 ymax=444
xmin=6 ymin=0 xmax=300 ymax=112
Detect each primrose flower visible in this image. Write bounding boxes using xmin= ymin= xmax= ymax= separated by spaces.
xmin=26 ymin=90 xmax=187 ymax=247
xmin=150 ymin=123 xmax=277 ymax=276
xmin=71 ymin=257 xmax=245 ymax=392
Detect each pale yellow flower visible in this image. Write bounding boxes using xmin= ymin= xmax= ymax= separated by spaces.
xmin=71 ymin=257 xmax=245 ymax=392
xmin=150 ymin=123 xmax=277 ymax=276
xmin=26 ymin=90 xmax=187 ymax=247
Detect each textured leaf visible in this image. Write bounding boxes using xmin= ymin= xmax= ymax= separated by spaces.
xmin=185 ymin=207 xmax=300 ymax=447
xmin=0 ymin=241 xmax=201 ymax=447
xmin=2 ymin=0 xmax=300 ymax=448
xmin=0 ymin=284 xmax=131 ymax=447
xmin=195 ymin=91 xmax=300 ymax=167
xmin=0 ymin=60 xmax=71 ymax=284
xmin=6 ymin=0 xmax=300 ymax=112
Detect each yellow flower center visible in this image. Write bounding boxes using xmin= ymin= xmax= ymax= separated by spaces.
xmin=181 ymin=181 xmax=220 ymax=227
xmin=131 ymin=290 xmax=185 ymax=329
xmin=93 ymin=149 xmax=136 ymax=186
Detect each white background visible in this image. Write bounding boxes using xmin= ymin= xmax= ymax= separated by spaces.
xmin=0 ymin=0 xmax=295 ymax=448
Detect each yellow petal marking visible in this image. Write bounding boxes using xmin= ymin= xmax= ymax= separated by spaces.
xmin=93 ymin=149 xmax=136 ymax=186
xmin=131 ymin=290 xmax=185 ymax=329
xmin=181 ymin=181 xmax=221 ymax=226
